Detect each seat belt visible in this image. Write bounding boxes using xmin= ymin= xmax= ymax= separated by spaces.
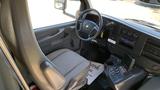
xmin=0 ymin=36 xmax=30 ymax=90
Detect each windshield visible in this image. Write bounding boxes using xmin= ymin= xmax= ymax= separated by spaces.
xmin=89 ymin=0 xmax=160 ymax=29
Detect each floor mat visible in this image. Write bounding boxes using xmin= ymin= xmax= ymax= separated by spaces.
xmin=86 ymin=62 xmax=104 ymax=85
xmin=80 ymin=73 xmax=112 ymax=90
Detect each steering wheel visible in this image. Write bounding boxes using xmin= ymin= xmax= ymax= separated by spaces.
xmin=75 ymin=9 xmax=103 ymax=41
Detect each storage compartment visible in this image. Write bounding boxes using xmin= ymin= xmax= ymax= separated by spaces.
xmin=142 ymin=39 xmax=160 ymax=63
xmin=104 ymin=55 xmax=147 ymax=90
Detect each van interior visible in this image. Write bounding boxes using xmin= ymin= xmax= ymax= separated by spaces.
xmin=0 ymin=0 xmax=160 ymax=90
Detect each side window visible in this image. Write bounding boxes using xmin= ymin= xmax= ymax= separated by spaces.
xmin=65 ymin=0 xmax=81 ymax=18
xmin=27 ymin=0 xmax=80 ymax=29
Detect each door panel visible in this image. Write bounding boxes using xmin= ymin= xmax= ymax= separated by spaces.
xmin=35 ymin=21 xmax=80 ymax=55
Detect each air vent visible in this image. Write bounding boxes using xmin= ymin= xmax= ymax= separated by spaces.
xmin=142 ymin=39 xmax=160 ymax=63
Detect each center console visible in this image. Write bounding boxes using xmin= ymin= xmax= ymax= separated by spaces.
xmin=105 ymin=55 xmax=147 ymax=90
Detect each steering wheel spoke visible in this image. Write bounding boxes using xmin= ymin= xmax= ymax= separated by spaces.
xmin=77 ymin=20 xmax=83 ymax=31
xmin=88 ymin=29 xmax=96 ymax=38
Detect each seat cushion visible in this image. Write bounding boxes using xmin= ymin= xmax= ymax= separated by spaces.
xmin=47 ymin=49 xmax=90 ymax=88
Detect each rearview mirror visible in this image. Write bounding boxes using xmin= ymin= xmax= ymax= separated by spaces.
xmin=54 ymin=0 xmax=65 ymax=10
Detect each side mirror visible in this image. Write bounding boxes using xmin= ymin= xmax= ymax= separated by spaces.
xmin=54 ymin=0 xmax=80 ymax=18
xmin=54 ymin=0 xmax=66 ymax=10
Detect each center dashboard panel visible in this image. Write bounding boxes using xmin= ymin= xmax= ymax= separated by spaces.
xmin=101 ymin=16 xmax=160 ymax=74
xmin=103 ymin=19 xmax=144 ymax=57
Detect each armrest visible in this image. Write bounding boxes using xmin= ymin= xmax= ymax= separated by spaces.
xmin=40 ymin=61 xmax=65 ymax=90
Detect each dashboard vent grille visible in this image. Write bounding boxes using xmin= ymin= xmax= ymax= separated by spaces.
xmin=142 ymin=39 xmax=160 ymax=63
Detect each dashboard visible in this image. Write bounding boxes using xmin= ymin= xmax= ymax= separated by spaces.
xmin=97 ymin=15 xmax=160 ymax=74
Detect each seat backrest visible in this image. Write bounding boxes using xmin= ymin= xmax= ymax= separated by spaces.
xmin=0 ymin=0 xmax=65 ymax=90
xmin=0 ymin=49 xmax=20 ymax=90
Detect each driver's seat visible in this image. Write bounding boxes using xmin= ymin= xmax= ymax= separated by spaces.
xmin=0 ymin=0 xmax=90 ymax=90
xmin=47 ymin=49 xmax=90 ymax=89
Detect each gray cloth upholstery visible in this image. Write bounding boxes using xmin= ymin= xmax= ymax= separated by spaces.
xmin=138 ymin=77 xmax=160 ymax=90
xmin=47 ymin=49 xmax=90 ymax=89
xmin=0 ymin=49 xmax=20 ymax=90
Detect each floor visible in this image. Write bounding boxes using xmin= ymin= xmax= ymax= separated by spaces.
xmin=80 ymin=73 xmax=113 ymax=90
